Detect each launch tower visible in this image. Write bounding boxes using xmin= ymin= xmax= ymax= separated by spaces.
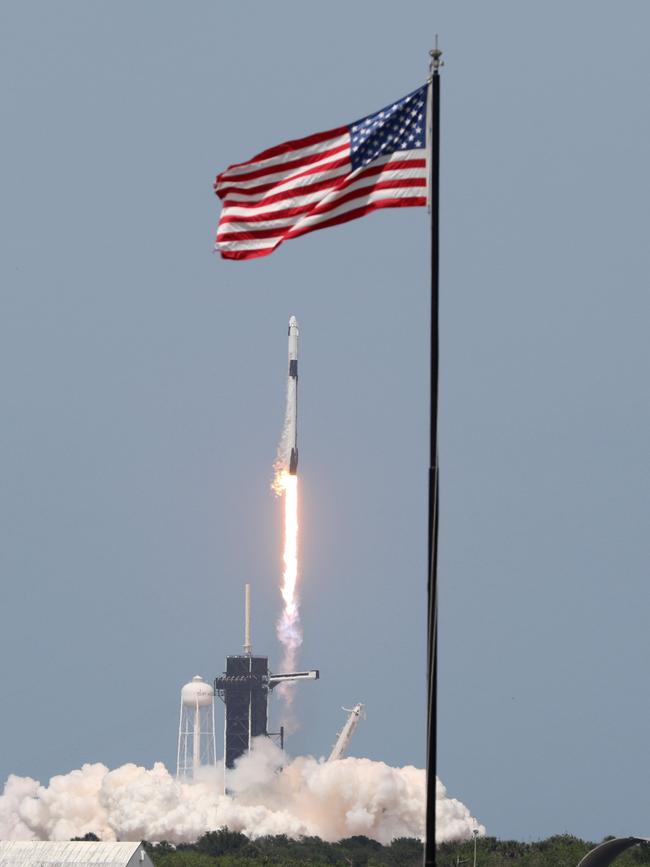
xmin=214 ymin=584 xmax=318 ymax=769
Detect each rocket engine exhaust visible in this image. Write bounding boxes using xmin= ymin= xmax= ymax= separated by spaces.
xmin=273 ymin=317 xmax=302 ymax=705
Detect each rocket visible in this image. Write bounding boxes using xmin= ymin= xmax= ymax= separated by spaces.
xmin=287 ymin=315 xmax=299 ymax=475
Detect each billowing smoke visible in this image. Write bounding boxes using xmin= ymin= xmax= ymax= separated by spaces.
xmin=0 ymin=740 xmax=484 ymax=846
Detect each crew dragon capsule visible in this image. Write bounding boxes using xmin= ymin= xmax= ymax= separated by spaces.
xmin=287 ymin=315 xmax=299 ymax=475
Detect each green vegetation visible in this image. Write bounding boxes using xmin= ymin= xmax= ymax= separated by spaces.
xmin=438 ymin=835 xmax=650 ymax=866
xmin=139 ymin=832 xmax=650 ymax=866
xmin=144 ymin=832 xmax=422 ymax=866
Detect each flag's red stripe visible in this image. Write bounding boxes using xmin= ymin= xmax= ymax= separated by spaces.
xmin=216 ymin=156 xmax=350 ymax=199
xmin=219 ymin=246 xmax=279 ymax=260
xmin=217 ymin=180 xmax=426 ymax=241
xmin=218 ymin=160 xmax=426 ymax=224
xmin=216 ymin=141 xmax=349 ymax=189
xmin=222 ymin=125 xmax=347 ymax=173
xmin=221 ymin=158 xmax=426 ymax=212
xmin=221 ymin=201 xmax=316 ymax=224
xmin=218 ymin=198 xmax=425 ymax=260
xmin=216 ymin=141 xmax=348 ymax=191
xmin=222 ymin=172 xmax=349 ymax=210
xmin=219 ymin=155 xmax=424 ymax=201
xmin=287 ymin=196 xmax=427 ymax=239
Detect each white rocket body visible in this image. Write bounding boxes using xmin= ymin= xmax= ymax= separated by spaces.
xmin=287 ymin=315 xmax=299 ymax=474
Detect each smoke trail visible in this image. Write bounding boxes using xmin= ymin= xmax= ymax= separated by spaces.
xmin=0 ymin=742 xmax=484 ymax=845
xmin=272 ymin=377 xmax=296 ymax=493
xmin=273 ymin=375 xmax=302 ymax=703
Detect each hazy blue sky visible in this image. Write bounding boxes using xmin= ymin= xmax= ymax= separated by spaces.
xmin=1 ymin=0 xmax=649 ymax=844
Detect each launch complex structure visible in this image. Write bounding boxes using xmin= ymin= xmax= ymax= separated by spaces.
xmin=214 ymin=584 xmax=319 ymax=769
xmin=179 ymin=321 xmax=364 ymax=779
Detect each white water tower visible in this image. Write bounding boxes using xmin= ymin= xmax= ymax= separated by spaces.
xmin=176 ymin=675 xmax=216 ymax=780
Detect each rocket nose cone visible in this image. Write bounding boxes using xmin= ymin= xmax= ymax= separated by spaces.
xmin=289 ymin=315 xmax=298 ymax=328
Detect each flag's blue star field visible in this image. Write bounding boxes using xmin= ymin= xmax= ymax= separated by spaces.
xmin=349 ymin=84 xmax=428 ymax=170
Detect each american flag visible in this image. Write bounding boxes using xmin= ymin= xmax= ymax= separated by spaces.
xmin=213 ymin=84 xmax=429 ymax=260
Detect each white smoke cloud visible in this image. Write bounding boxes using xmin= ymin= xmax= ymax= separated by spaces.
xmin=0 ymin=740 xmax=484 ymax=846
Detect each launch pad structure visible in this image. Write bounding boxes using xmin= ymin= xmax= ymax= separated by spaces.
xmin=214 ymin=584 xmax=319 ymax=769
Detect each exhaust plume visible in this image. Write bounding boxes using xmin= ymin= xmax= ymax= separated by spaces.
xmin=0 ymin=741 xmax=484 ymax=845
xmin=274 ymin=470 xmax=301 ymax=674
xmin=273 ymin=363 xmax=302 ymax=707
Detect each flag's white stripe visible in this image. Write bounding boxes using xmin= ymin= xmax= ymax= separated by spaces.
xmin=219 ymin=214 xmax=315 ymax=233
xmin=290 ymin=184 xmax=424 ymax=235
xmin=217 ymin=186 xmax=425 ymax=252
xmin=217 ymin=150 xmax=351 ymax=194
xmin=216 ymin=237 xmax=281 ymax=252
xmin=219 ymin=146 xmax=424 ymax=201
xmin=220 ymin=163 xmax=426 ymax=220
xmin=220 ymin=146 xmax=424 ymax=201
xmin=219 ymin=132 xmax=349 ymax=179
xmin=221 ymin=163 xmax=351 ymax=205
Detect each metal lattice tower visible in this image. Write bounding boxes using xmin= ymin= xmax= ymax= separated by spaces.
xmin=176 ymin=675 xmax=217 ymax=780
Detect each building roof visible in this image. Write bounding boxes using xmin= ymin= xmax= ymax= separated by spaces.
xmin=576 ymin=837 xmax=650 ymax=867
xmin=0 ymin=843 xmax=149 ymax=867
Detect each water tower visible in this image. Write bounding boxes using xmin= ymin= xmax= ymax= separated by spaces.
xmin=176 ymin=675 xmax=216 ymax=780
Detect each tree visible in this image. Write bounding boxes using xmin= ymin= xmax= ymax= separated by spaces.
xmin=385 ymin=837 xmax=423 ymax=866
xmin=154 ymin=852 xmax=215 ymax=867
xmin=195 ymin=830 xmax=249 ymax=857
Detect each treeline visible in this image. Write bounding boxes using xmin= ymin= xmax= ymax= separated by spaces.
xmin=75 ymin=830 xmax=650 ymax=866
xmin=142 ymin=831 xmax=422 ymax=866
xmin=438 ymin=835 xmax=650 ymax=866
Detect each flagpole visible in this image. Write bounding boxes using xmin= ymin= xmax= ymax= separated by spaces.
xmin=424 ymin=38 xmax=442 ymax=867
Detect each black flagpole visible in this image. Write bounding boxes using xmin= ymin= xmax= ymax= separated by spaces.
xmin=424 ymin=39 xmax=442 ymax=867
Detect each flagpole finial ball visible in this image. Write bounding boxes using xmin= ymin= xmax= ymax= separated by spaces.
xmin=429 ymin=36 xmax=444 ymax=75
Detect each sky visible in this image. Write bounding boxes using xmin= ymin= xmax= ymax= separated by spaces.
xmin=1 ymin=0 xmax=650 ymax=845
